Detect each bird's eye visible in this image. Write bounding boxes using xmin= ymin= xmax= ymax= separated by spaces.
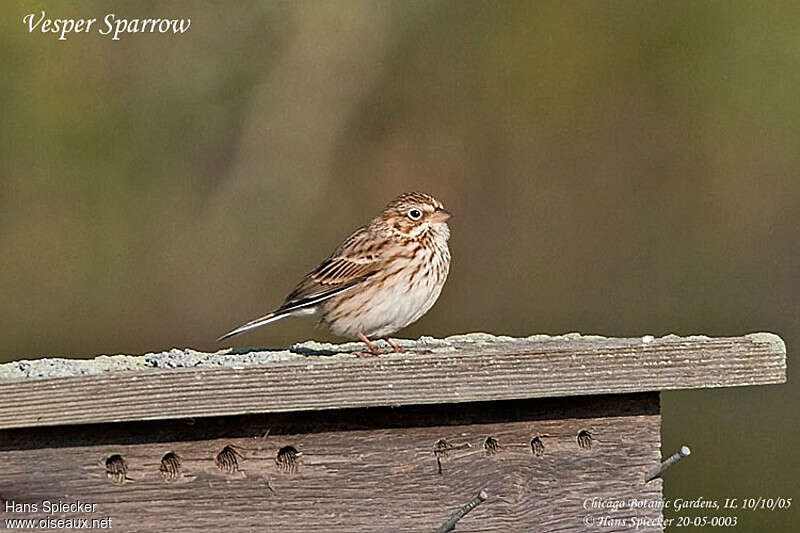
xmin=408 ymin=208 xmax=423 ymax=220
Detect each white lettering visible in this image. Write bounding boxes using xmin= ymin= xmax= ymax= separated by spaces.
xmin=176 ymin=18 xmax=191 ymax=34
xmin=99 ymin=14 xmax=115 ymax=36
xmin=23 ymin=11 xmax=46 ymax=32
xmin=26 ymin=12 xmax=189 ymax=40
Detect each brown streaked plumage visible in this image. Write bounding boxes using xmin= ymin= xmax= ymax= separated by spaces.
xmin=218 ymin=192 xmax=452 ymax=355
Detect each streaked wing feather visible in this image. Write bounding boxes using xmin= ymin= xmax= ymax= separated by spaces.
xmin=279 ymin=228 xmax=382 ymax=311
xmin=277 ymin=282 xmax=360 ymax=314
xmin=312 ymin=256 xmax=376 ymax=285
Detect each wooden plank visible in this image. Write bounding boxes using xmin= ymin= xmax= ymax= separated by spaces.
xmin=0 ymin=332 xmax=785 ymax=429
xmin=0 ymin=394 xmax=664 ymax=532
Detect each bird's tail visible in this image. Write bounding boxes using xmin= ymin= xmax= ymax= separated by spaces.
xmin=217 ymin=284 xmax=357 ymax=343
xmin=217 ymin=310 xmax=291 ymax=342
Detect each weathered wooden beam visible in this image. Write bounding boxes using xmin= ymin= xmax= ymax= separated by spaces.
xmin=0 ymin=332 xmax=785 ymax=429
xmin=0 ymin=394 xmax=663 ymax=533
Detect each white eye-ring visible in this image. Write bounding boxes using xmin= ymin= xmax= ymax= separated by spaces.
xmin=408 ymin=208 xmax=423 ymax=220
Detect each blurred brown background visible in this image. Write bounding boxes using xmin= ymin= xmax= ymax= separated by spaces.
xmin=1 ymin=1 xmax=797 ymax=529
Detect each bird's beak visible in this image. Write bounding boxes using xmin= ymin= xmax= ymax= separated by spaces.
xmin=429 ymin=208 xmax=452 ymax=223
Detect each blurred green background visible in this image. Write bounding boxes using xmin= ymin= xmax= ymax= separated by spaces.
xmin=2 ymin=0 xmax=797 ymax=529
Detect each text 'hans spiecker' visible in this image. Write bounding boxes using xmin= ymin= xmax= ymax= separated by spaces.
xmin=23 ymin=11 xmax=191 ymax=41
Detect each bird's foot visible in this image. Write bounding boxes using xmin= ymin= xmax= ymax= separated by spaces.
xmin=387 ymin=338 xmax=433 ymax=355
xmin=386 ymin=338 xmax=405 ymax=353
xmin=357 ymin=332 xmax=381 ymax=356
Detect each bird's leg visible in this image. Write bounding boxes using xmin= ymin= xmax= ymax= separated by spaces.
xmin=357 ymin=332 xmax=381 ymax=356
xmin=386 ymin=338 xmax=405 ymax=353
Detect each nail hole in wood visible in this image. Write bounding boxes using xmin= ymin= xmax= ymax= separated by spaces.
xmin=215 ymin=445 xmax=242 ymax=474
xmin=483 ymin=436 xmax=499 ymax=456
xmin=433 ymin=438 xmax=453 ymax=474
xmin=159 ymin=452 xmax=182 ymax=482
xmin=577 ymin=430 xmax=593 ymax=450
xmin=276 ymin=446 xmax=300 ymax=474
xmin=530 ymin=436 xmax=545 ymax=457
xmin=105 ymin=454 xmax=128 ymax=484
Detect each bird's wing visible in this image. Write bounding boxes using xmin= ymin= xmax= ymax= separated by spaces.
xmin=217 ymin=226 xmax=385 ymax=342
xmin=278 ymin=227 xmax=382 ymax=312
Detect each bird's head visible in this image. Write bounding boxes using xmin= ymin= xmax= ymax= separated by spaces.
xmin=380 ymin=192 xmax=451 ymax=241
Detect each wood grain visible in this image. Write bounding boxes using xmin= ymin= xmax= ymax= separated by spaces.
xmin=0 ymin=333 xmax=785 ymax=429
xmin=0 ymin=394 xmax=663 ymax=532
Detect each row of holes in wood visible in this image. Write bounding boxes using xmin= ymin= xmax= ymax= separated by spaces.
xmin=103 ymin=430 xmax=592 ymax=484
xmin=436 ymin=430 xmax=593 ymax=474
xmin=104 ymin=445 xmax=299 ymax=484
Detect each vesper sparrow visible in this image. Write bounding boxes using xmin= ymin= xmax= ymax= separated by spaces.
xmin=218 ymin=192 xmax=452 ymax=355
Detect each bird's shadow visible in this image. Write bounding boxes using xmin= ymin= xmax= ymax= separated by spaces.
xmin=222 ymin=338 xmax=410 ymax=358
xmin=223 ymin=345 xmax=353 ymax=357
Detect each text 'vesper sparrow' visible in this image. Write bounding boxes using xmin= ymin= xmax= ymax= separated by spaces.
xmin=218 ymin=192 xmax=452 ymax=355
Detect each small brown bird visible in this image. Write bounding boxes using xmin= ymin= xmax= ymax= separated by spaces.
xmin=218 ymin=192 xmax=452 ymax=355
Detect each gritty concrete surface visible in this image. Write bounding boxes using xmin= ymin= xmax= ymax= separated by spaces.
xmin=0 ymin=333 xmax=500 ymax=381
xmin=0 ymin=331 xmax=783 ymax=382
xmin=0 ymin=333 xmax=548 ymax=381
